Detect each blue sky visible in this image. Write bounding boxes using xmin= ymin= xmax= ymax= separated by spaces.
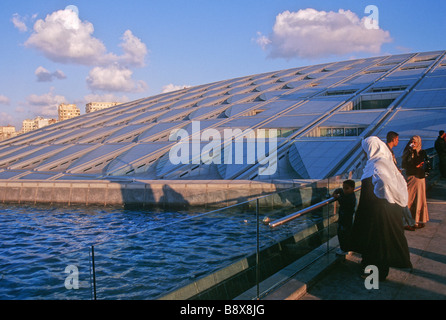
xmin=1 ymin=0 xmax=445 ymax=129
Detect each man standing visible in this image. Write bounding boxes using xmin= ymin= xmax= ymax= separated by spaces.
xmin=435 ymin=130 xmax=446 ymax=179
xmin=386 ymin=131 xmax=416 ymax=231
xmin=386 ymin=131 xmax=399 ymax=166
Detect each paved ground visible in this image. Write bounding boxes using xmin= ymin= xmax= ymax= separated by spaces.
xmin=299 ymin=178 xmax=446 ymax=300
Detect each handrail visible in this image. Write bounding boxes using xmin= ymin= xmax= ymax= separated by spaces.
xmin=269 ymin=186 xmax=361 ymax=228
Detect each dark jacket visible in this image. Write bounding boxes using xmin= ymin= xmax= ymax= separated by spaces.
xmin=402 ymin=148 xmax=428 ymax=179
xmin=435 ymin=136 xmax=446 ymax=157
xmin=334 ymin=188 xmax=356 ymax=228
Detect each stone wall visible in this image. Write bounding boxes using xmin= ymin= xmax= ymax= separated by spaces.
xmin=0 ymin=179 xmax=327 ymax=209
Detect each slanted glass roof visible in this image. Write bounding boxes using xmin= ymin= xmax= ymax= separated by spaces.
xmin=285 ymin=97 xmax=346 ymax=115
xmin=402 ymin=89 xmax=446 ymax=109
xmin=260 ymin=114 xmax=320 ymax=129
xmin=34 ymin=144 xmax=99 ymax=172
xmin=66 ymin=143 xmax=135 ymax=174
xmin=416 ymin=76 xmax=446 ymax=90
xmin=105 ymin=142 xmax=174 ymax=177
xmin=76 ymin=126 xmax=122 ymax=143
xmin=321 ymin=110 xmax=385 ymax=127
xmin=136 ymin=122 xmax=186 ymax=142
xmin=289 ymin=139 xmax=360 ymax=178
xmin=7 ymin=145 xmax=71 ymax=170
xmin=378 ymin=109 xmax=446 ymax=148
xmin=187 ymin=105 xmax=227 ymax=120
xmin=1 ymin=51 xmax=445 ymax=181
xmin=127 ymin=111 xmax=164 ymax=124
xmin=103 ymin=124 xmax=149 ymax=143
xmin=0 ymin=145 xmax=47 ymax=167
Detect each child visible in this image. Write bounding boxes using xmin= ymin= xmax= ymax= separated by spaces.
xmin=332 ymin=179 xmax=357 ymax=255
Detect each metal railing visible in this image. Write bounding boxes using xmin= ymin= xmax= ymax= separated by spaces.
xmin=269 ymin=186 xmax=361 ymax=229
xmin=237 ymin=185 xmax=361 ymax=299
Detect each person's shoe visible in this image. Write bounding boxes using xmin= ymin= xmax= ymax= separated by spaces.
xmin=404 ymin=225 xmax=416 ymax=231
xmin=414 ymin=223 xmax=425 ymax=229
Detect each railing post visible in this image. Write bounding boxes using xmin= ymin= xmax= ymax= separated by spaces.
xmin=327 ymin=201 xmax=330 ymax=253
xmin=256 ymin=197 xmax=260 ymax=299
xmin=91 ymin=245 xmax=97 ymax=300
xmin=327 ymin=178 xmax=330 ymax=253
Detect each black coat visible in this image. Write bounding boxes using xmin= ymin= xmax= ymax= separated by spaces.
xmin=351 ymin=177 xmax=412 ymax=269
xmin=435 ymin=136 xmax=446 ymax=157
xmin=402 ymin=148 xmax=428 ymax=179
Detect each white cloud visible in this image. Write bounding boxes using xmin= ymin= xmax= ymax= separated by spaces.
xmin=119 ymin=30 xmax=148 ymax=67
xmin=87 ymin=64 xmax=147 ymax=93
xmin=11 ymin=13 xmax=28 ymax=32
xmin=22 ymin=8 xmax=149 ymax=94
xmin=26 ymin=89 xmax=67 ymax=118
xmin=24 ymin=9 xmax=148 ymax=69
xmin=25 ymin=9 xmax=110 ymax=65
xmin=0 ymin=95 xmax=11 ymax=105
xmin=255 ymin=32 xmax=271 ymax=50
xmin=257 ymin=8 xmax=392 ymax=59
xmin=35 ymin=66 xmax=66 ymax=82
xmin=162 ymin=84 xmax=191 ymax=93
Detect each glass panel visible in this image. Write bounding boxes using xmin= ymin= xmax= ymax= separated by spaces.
xmin=91 ymin=203 xmax=259 ymax=300
xmin=332 ymin=128 xmax=344 ymax=136
xmin=320 ymin=128 xmax=331 ymax=137
xmin=249 ymin=178 xmax=333 ymax=299
xmin=345 ymin=128 xmax=357 ymax=136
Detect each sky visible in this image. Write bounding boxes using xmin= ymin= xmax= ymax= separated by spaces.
xmin=0 ymin=0 xmax=445 ymax=129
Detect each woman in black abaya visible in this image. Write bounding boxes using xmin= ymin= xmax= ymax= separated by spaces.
xmin=351 ymin=137 xmax=412 ymax=280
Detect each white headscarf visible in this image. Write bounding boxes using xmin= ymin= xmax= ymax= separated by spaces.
xmin=409 ymin=135 xmax=422 ymax=153
xmin=361 ymin=136 xmax=408 ymax=207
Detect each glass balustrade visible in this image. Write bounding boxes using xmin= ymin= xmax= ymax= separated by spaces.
xmin=0 ymin=173 xmax=360 ymax=300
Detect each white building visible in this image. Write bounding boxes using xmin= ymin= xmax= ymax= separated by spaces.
xmin=21 ymin=116 xmax=57 ymax=133
xmin=86 ymin=102 xmax=121 ymax=113
xmin=58 ymin=104 xmax=80 ymax=121
xmin=21 ymin=119 xmax=35 ymax=133
xmin=0 ymin=125 xmax=16 ymax=141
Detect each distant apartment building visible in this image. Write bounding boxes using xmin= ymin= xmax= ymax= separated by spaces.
xmin=21 ymin=119 xmax=35 ymax=133
xmin=58 ymin=103 xmax=80 ymax=121
xmin=34 ymin=116 xmax=57 ymax=129
xmin=86 ymin=102 xmax=121 ymax=113
xmin=21 ymin=116 xmax=57 ymax=133
xmin=0 ymin=125 xmax=16 ymax=141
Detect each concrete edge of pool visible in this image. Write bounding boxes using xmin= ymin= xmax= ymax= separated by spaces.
xmin=0 ymin=178 xmax=332 ymax=208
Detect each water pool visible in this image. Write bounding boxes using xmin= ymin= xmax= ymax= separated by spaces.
xmin=0 ymin=203 xmax=320 ymax=299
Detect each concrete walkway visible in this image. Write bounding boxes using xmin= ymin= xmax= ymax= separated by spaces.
xmin=299 ymin=178 xmax=446 ymax=300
